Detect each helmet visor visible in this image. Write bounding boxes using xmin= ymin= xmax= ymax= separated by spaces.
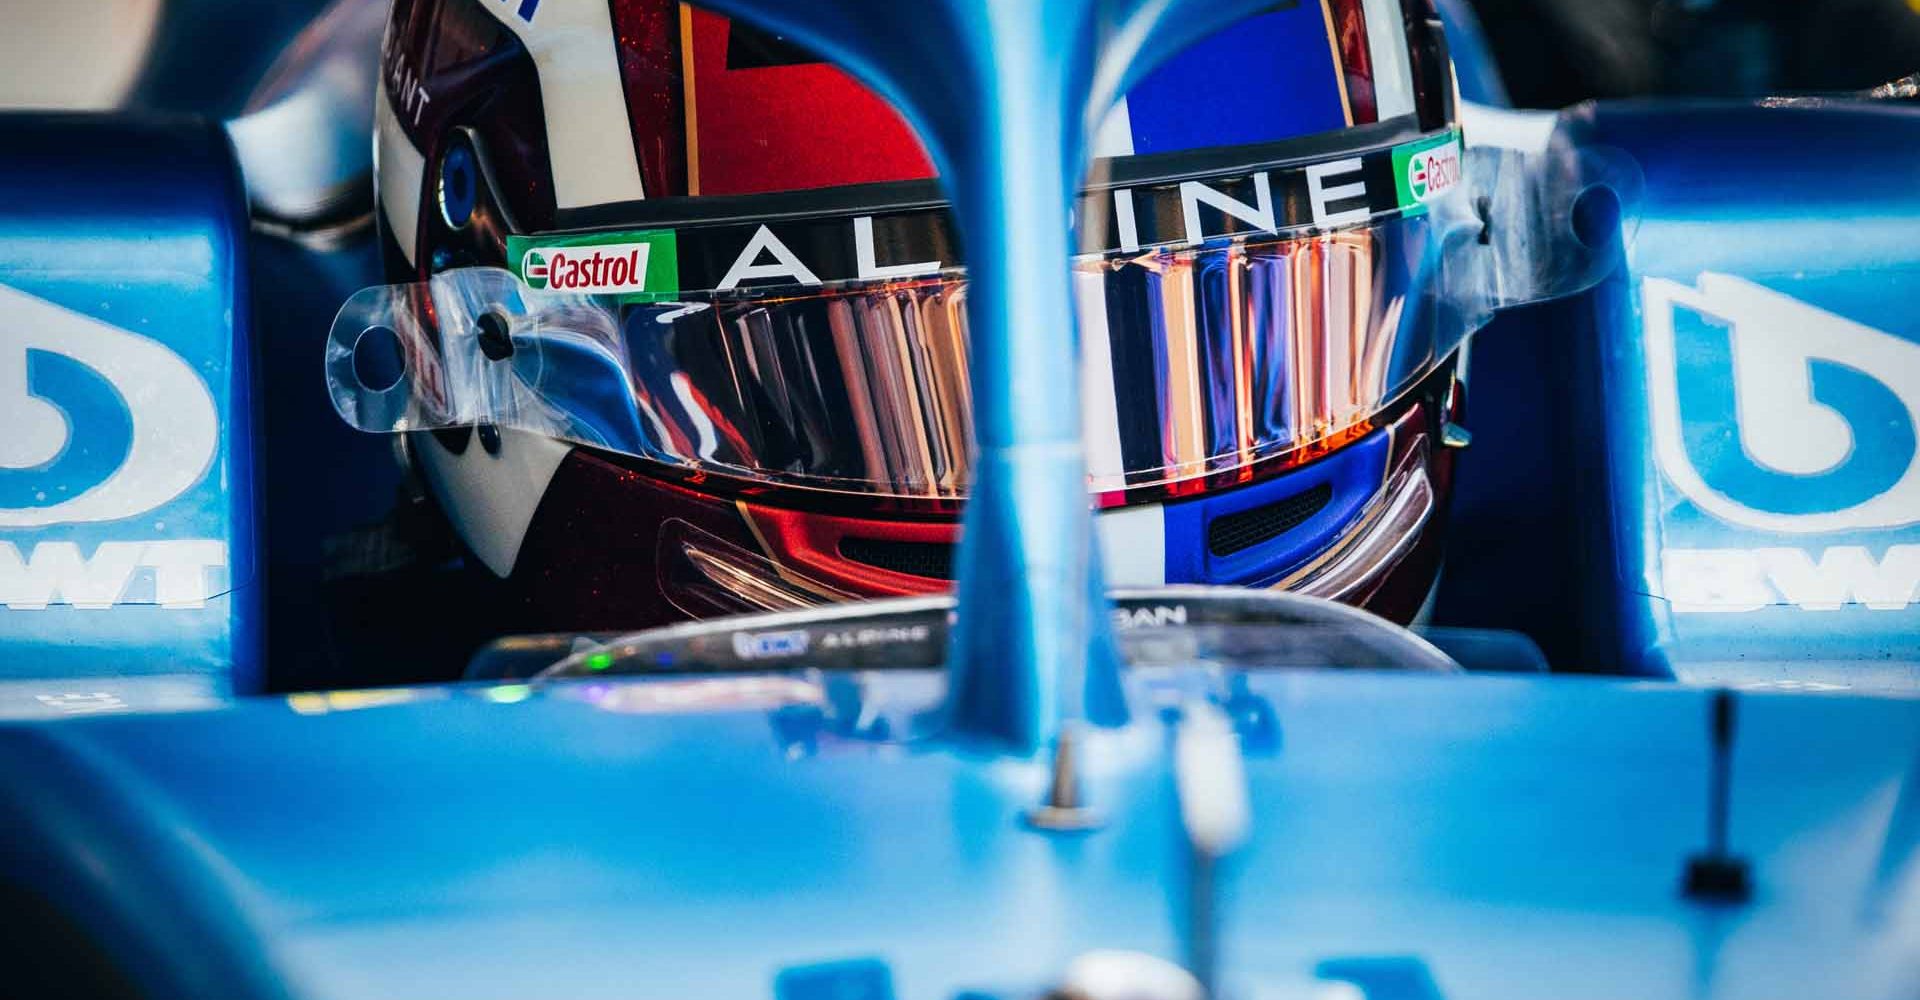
xmin=331 ymin=132 xmax=1631 ymax=502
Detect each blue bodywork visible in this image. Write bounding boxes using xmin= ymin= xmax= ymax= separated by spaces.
xmin=0 ymin=115 xmax=261 ymax=705
xmin=1569 ymin=101 xmax=1920 ymax=686
xmin=1 ymin=4 xmax=1918 ymax=999
xmin=1436 ymin=96 xmax=1920 ymax=686
xmin=0 ymin=671 xmax=1915 ymax=998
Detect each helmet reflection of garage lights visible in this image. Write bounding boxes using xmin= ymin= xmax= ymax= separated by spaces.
xmin=347 ymin=0 xmax=1477 ymax=631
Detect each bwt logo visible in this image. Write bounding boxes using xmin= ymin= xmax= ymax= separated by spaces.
xmin=1644 ymin=273 xmax=1920 ymax=613
xmin=732 ymin=629 xmax=811 ymax=660
xmin=1 ymin=283 xmax=226 ymax=610
xmin=1645 ymin=273 xmax=1920 ymax=534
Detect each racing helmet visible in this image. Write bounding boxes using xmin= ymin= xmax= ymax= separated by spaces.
xmin=359 ymin=0 xmax=1471 ymax=631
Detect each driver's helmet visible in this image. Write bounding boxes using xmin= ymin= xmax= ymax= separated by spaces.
xmin=369 ymin=0 xmax=1466 ymax=630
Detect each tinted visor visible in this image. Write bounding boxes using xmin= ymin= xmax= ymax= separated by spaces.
xmin=610 ymin=215 xmax=1446 ymax=501
xmin=333 ymin=129 xmax=1497 ymax=503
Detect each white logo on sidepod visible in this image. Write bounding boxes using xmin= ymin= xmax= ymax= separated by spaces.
xmin=1644 ymin=272 xmax=1920 ymax=534
xmin=1662 ymin=545 xmax=1920 ymax=613
xmin=0 ymin=282 xmax=219 ymax=527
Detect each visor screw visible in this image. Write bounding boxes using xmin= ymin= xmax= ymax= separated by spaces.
xmin=475 ymin=311 xmax=514 ymax=361
xmin=1571 ymin=184 xmax=1624 ymax=251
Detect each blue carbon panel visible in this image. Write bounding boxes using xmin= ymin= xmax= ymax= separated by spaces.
xmin=1568 ymin=102 xmax=1920 ymax=687
xmin=1123 ymin=3 xmax=1349 ymax=154
xmin=0 ymin=115 xmax=259 ymax=696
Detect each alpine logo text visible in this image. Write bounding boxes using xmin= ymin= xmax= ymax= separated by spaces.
xmin=694 ymin=133 xmax=1464 ymax=293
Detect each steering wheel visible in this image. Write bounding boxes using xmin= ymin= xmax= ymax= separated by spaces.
xmin=464 ymin=585 xmax=1461 ymax=680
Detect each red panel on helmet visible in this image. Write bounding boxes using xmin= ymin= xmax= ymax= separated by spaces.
xmin=608 ymin=0 xmax=689 ymax=198
xmin=681 ymin=7 xmax=936 ymax=197
xmin=740 ymin=503 xmax=955 ymax=597
xmin=1326 ymin=0 xmax=1379 ymax=125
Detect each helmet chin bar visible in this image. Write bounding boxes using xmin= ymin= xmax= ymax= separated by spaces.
xmin=645 ymin=443 xmax=1443 ymax=622
xmin=1276 ymin=440 xmax=1437 ymax=603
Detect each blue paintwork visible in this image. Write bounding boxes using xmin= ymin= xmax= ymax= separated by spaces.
xmin=0 ymin=114 xmax=261 ymax=700
xmin=1123 ymin=4 xmax=1347 ymax=153
xmin=5 ymin=11 xmax=1917 ymax=1000
xmin=1560 ymin=101 xmax=1920 ymax=685
xmin=0 ymin=671 xmax=1914 ymax=999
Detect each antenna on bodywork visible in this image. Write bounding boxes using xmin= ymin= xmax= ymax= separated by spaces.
xmin=687 ymin=0 xmax=1285 ymax=758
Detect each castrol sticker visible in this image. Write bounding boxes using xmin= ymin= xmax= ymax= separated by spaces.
xmin=1393 ymin=132 xmax=1463 ymax=211
xmin=508 ymin=229 xmax=680 ymax=300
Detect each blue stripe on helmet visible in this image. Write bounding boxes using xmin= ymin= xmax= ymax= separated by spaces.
xmin=1124 ymin=4 xmax=1349 ymax=155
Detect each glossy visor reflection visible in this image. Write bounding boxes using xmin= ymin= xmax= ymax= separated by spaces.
xmin=329 ymin=214 xmax=1452 ymax=501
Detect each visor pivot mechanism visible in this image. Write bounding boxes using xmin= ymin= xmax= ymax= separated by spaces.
xmin=475 ymin=310 xmax=514 ymax=361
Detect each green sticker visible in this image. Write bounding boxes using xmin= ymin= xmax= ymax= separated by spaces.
xmin=1392 ymin=130 xmax=1464 ymax=214
xmin=507 ymin=229 xmax=680 ymax=302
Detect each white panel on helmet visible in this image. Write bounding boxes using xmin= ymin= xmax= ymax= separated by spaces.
xmin=374 ymin=80 xmax=426 ymax=267
xmin=1091 ymin=98 xmax=1136 ymax=158
xmin=1075 ymin=266 xmax=1126 ymax=486
xmin=473 ymin=0 xmax=647 ymax=209
xmin=416 ymin=427 xmax=573 ymax=578
xmin=1096 ymin=504 xmax=1167 ymax=587
xmin=1362 ymin=0 xmax=1417 ymax=122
